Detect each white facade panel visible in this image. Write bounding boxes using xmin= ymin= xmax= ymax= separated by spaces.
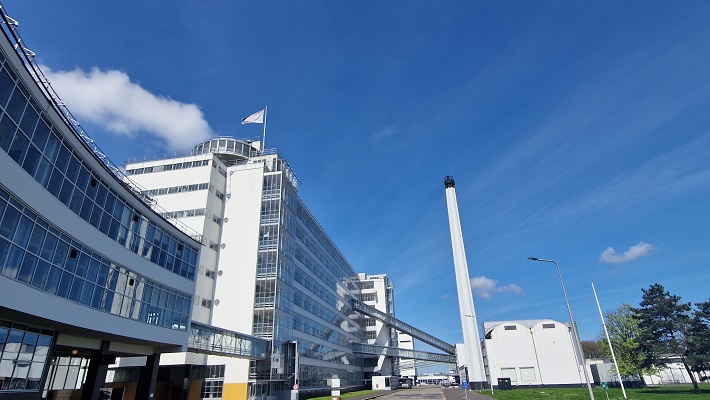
xmin=531 ymin=321 xmax=583 ymax=385
xmin=211 ymin=163 xmax=264 ymax=333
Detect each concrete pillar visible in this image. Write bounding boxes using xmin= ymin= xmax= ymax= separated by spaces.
xmin=80 ymin=341 xmax=113 ymax=400
xmin=135 ymin=353 xmax=161 ymax=400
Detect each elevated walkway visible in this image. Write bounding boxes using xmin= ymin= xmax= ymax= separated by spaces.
xmin=352 ymin=343 xmax=456 ymax=364
xmin=350 ymin=299 xmax=456 ymax=355
xmin=188 ymin=322 xmax=270 ymax=360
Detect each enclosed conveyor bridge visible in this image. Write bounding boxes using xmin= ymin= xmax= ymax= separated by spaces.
xmin=188 ymin=322 xmax=270 ymax=360
xmin=350 ymin=299 xmax=456 ymax=356
xmin=352 ymin=343 xmax=456 ymax=364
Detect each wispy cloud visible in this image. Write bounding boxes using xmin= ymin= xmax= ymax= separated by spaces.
xmin=600 ymin=241 xmax=656 ymax=264
xmin=471 ymin=276 xmax=523 ymax=299
xmin=43 ymin=66 xmax=213 ymax=150
xmin=370 ymin=126 xmax=397 ymax=142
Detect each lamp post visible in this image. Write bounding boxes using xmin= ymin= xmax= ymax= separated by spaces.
xmin=527 ymin=257 xmax=595 ymax=400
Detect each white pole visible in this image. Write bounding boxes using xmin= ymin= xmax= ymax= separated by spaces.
xmin=444 ymin=177 xmax=486 ymax=387
xmin=262 ymin=106 xmax=268 ymax=152
xmin=592 ymin=282 xmax=627 ymax=399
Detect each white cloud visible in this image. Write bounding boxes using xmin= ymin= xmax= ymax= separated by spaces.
xmin=600 ymin=241 xmax=656 ymax=264
xmin=43 ymin=66 xmax=212 ymax=150
xmin=470 ymin=276 xmax=523 ymax=300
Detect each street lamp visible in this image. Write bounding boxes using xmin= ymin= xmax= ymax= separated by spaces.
xmin=527 ymin=257 xmax=595 ymax=400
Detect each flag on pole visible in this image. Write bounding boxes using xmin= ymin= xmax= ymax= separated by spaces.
xmin=242 ymin=109 xmax=265 ymax=124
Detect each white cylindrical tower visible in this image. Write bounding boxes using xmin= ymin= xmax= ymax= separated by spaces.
xmin=444 ymin=176 xmax=487 ymax=387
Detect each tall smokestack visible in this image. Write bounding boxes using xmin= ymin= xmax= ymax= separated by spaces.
xmin=444 ymin=176 xmax=487 ymax=387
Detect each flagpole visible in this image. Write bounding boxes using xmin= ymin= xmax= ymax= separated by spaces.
xmin=262 ymin=106 xmax=268 ymax=153
xmin=592 ymin=281 xmax=627 ymax=399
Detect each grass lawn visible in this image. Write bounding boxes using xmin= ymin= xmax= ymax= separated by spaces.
xmin=308 ymin=389 xmax=378 ymax=400
xmin=473 ymin=384 xmax=710 ymax=399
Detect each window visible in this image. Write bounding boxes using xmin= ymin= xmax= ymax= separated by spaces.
xmin=542 ymin=323 xmax=555 ymax=329
xmin=362 ymin=358 xmax=378 ymax=368
xmin=200 ymin=380 xmax=223 ymax=399
xmin=0 ymin=189 xmax=192 ymax=330
xmin=365 ymin=331 xmax=376 ymax=340
xmin=520 ymin=367 xmax=536 ymax=382
xmin=504 ymin=325 xmax=517 ymax=330
xmin=0 ymin=322 xmax=53 ymax=392
xmin=500 ymin=368 xmax=517 ymax=382
xmin=359 ymin=281 xmax=374 ymax=289
xmin=361 ymin=292 xmax=377 ymax=302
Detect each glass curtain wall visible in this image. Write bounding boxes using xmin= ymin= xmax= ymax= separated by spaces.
xmin=278 ymin=165 xmax=364 ymax=389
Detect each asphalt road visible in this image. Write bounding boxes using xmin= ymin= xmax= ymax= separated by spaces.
xmin=372 ymin=386 xmax=491 ymax=400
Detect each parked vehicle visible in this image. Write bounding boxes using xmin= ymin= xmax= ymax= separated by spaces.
xmin=399 ymin=378 xmax=413 ymax=389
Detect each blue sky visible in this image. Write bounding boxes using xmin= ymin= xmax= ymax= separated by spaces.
xmin=7 ymin=1 xmax=710 ymax=367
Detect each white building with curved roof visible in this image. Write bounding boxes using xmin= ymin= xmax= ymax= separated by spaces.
xmin=482 ymin=320 xmax=587 ymax=388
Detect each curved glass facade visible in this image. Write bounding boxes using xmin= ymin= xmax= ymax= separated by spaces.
xmin=0 ymin=46 xmax=198 ymax=280
xmin=0 ymin=186 xmax=192 ymax=330
xmin=191 ymin=138 xmax=257 ymax=165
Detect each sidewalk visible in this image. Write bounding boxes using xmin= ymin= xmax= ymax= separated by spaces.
xmin=440 ymin=387 xmax=492 ymax=400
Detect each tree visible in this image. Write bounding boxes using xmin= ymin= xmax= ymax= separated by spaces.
xmin=687 ymin=300 xmax=710 ymax=378
xmin=581 ymin=340 xmax=604 ymax=359
xmin=633 ymin=283 xmax=699 ymax=393
xmin=599 ymin=303 xmax=653 ymax=381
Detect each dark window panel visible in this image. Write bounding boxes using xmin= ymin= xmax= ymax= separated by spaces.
xmin=56 ymin=271 xmax=73 ymax=298
xmin=40 ymin=233 xmax=58 ymax=261
xmin=31 ymin=260 xmax=51 ymax=289
xmin=44 ymin=265 xmax=62 ymax=295
xmin=46 ymin=168 xmax=63 ymax=197
xmin=65 ymin=155 xmax=80 ymax=182
xmin=34 ymin=156 xmax=53 ymax=187
xmin=26 ymin=224 xmax=45 ymax=255
xmin=0 ymin=204 xmax=21 ymax=239
xmin=5 ymin=86 xmax=27 ymax=123
xmin=43 ymin=130 xmax=60 ymax=162
xmin=31 ymin=118 xmax=51 ymax=152
xmin=19 ymin=106 xmax=39 ymax=138
xmin=0 ymin=113 xmax=17 ymax=151
xmin=0 ymin=67 xmax=16 ymax=107
xmin=17 ymin=253 xmax=38 ymax=284
xmin=54 ymin=143 xmax=70 ymax=171
xmin=7 ymin=130 xmax=29 ymax=165
xmin=22 ymin=143 xmax=41 ymax=176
